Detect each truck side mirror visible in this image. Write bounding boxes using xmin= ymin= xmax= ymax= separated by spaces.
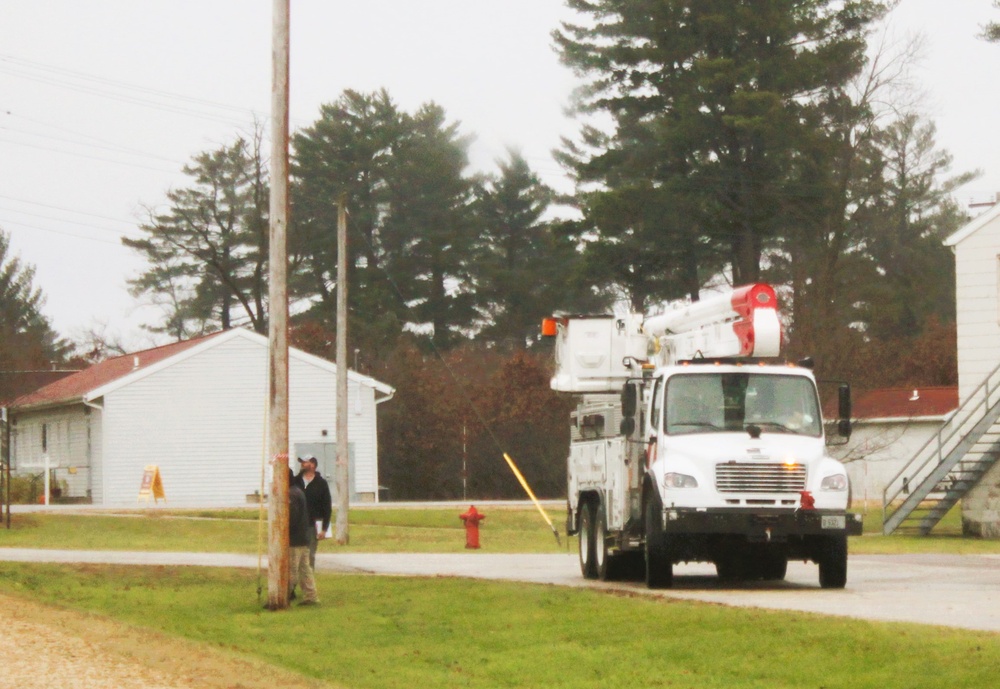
xmin=838 ymin=384 xmax=852 ymax=439
xmin=620 ymin=417 xmax=636 ymax=436
xmin=621 ymin=382 xmax=637 ymax=417
xmin=838 ymin=418 xmax=852 ymax=439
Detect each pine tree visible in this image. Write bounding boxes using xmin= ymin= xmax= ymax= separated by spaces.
xmin=472 ymin=150 xmax=589 ymax=347
xmin=0 ymin=230 xmax=69 ymax=378
xmin=554 ymin=0 xmax=888 ymax=294
xmin=381 ymin=103 xmax=477 ymax=350
xmin=291 ymin=90 xmax=405 ymax=359
xmin=125 ymin=132 xmax=269 ymax=337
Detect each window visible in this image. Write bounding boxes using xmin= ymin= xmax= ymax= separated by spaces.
xmin=649 ymin=377 xmax=662 ymax=434
xmin=665 ymin=373 xmax=821 ymax=437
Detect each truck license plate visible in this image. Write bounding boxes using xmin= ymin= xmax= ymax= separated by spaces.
xmin=821 ymin=515 xmax=846 ymax=530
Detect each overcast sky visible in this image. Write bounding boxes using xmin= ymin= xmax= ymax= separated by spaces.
xmin=2 ymin=0 xmax=999 ymax=351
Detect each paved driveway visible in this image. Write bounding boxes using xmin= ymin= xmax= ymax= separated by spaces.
xmin=2 ymin=548 xmax=998 ymax=632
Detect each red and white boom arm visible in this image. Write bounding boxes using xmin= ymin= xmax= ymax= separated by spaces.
xmin=545 ymin=284 xmax=782 ymax=393
xmin=644 ymin=283 xmax=782 ymax=365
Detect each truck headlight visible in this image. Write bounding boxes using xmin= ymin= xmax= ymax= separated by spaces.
xmin=664 ymin=472 xmax=698 ymax=489
xmin=820 ymin=474 xmax=848 ymax=491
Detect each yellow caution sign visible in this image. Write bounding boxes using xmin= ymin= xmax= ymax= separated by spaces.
xmin=137 ymin=465 xmax=166 ymax=503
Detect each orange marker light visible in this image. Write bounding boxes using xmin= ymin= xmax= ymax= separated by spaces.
xmin=541 ymin=317 xmax=558 ymax=337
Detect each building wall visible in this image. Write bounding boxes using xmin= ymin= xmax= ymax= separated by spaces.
xmin=98 ymin=332 xmax=382 ymax=507
xmin=288 ymin=356 xmax=379 ymax=498
xmin=953 ymin=219 xmax=1000 ymax=535
xmin=831 ymin=418 xmax=947 ymax=506
xmin=954 ymin=218 xmax=1000 ymax=401
xmin=11 ymin=405 xmax=96 ymax=500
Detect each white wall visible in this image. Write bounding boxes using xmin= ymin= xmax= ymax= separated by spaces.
xmin=289 ymin=354 xmax=380 ymax=496
xmin=954 ymin=218 xmax=1000 ymax=401
xmin=98 ymin=331 xmax=384 ymax=507
xmin=952 ymin=217 xmax=1000 ymax=536
xmin=831 ymin=418 xmax=948 ymax=505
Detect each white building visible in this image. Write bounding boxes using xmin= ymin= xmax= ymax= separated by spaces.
xmin=10 ymin=328 xmax=394 ymax=507
xmin=831 ymin=387 xmax=957 ymax=505
xmin=942 ymin=204 xmax=1000 ymax=535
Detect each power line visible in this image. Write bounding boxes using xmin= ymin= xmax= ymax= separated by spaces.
xmin=0 ymin=136 xmax=179 ymax=174
xmin=1 ymin=114 xmax=187 ymax=166
xmin=0 ymin=206 xmax=140 ymax=240
xmin=0 ymin=217 xmax=126 ymax=246
xmin=0 ymin=194 xmax=138 ymax=226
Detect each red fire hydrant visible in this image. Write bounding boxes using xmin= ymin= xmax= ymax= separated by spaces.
xmin=460 ymin=505 xmax=485 ymax=549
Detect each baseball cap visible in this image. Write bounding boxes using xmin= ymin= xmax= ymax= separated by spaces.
xmin=298 ymin=455 xmax=318 ymax=464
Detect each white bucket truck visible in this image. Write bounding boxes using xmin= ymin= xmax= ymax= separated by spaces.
xmin=545 ymin=284 xmax=862 ymax=589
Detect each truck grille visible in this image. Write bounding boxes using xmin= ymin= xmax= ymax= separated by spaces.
xmin=715 ymin=463 xmax=806 ymax=493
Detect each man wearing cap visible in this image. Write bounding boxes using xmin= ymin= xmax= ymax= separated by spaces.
xmin=288 ymin=469 xmax=319 ymax=605
xmin=294 ymin=454 xmax=333 ymax=569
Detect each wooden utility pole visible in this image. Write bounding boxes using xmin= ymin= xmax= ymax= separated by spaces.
xmin=335 ymin=194 xmax=350 ymax=545
xmin=266 ymin=0 xmax=291 ymax=610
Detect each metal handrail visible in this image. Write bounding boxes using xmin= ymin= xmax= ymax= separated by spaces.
xmin=882 ymin=358 xmax=1000 ymax=526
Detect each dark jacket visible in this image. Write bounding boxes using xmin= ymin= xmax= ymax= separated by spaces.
xmin=289 ymin=484 xmax=311 ymax=548
xmin=294 ymin=471 xmax=333 ymax=532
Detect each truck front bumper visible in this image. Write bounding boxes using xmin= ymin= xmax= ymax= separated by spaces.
xmin=661 ymin=507 xmax=863 ymax=539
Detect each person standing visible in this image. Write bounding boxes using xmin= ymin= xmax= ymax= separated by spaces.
xmin=294 ymin=454 xmax=333 ymax=569
xmin=288 ymin=469 xmax=319 ymax=605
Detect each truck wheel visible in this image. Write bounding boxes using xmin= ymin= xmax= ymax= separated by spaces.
xmin=578 ymin=501 xmax=598 ymax=579
xmin=818 ymin=535 xmax=847 ymax=589
xmin=762 ymin=551 xmax=788 ymax=581
xmin=715 ymin=553 xmax=744 ymax=583
xmin=596 ymin=509 xmax=616 ymax=581
xmin=643 ymin=499 xmax=673 ymax=589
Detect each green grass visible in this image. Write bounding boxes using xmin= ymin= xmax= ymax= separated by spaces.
xmin=3 ymin=504 xmax=998 ymax=556
xmin=850 ymin=503 xmax=1000 ymax=554
xmin=0 ymin=562 xmax=997 ymax=689
xmin=0 ymin=508 xmax=572 ymax=554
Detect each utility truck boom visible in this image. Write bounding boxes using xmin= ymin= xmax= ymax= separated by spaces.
xmin=546 ymin=284 xmax=861 ymax=588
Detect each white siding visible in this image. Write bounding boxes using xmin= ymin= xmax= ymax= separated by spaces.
xmin=101 ymin=335 xmax=266 ymax=506
xmin=289 ymin=364 xmax=379 ymax=496
xmin=98 ymin=331 xmax=385 ymax=506
xmin=954 ymin=219 xmax=1000 ymax=401
xmin=831 ymin=419 xmax=946 ymax=504
xmin=951 ymin=212 xmax=1000 ymax=535
xmin=88 ymin=405 xmax=104 ymax=504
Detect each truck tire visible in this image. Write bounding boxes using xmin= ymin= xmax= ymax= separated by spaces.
xmin=818 ymin=535 xmax=847 ymax=589
xmin=744 ymin=547 xmax=787 ymax=581
xmin=715 ymin=553 xmax=744 ymax=583
xmin=578 ymin=500 xmax=598 ymax=580
xmin=596 ymin=509 xmax=615 ymax=581
xmin=643 ymin=499 xmax=673 ymax=589
xmin=762 ymin=551 xmax=788 ymax=581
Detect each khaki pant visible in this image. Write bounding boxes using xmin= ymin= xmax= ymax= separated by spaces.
xmin=290 ymin=545 xmax=318 ymax=603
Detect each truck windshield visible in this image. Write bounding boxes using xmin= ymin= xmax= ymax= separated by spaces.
xmin=664 ymin=372 xmax=821 ymax=437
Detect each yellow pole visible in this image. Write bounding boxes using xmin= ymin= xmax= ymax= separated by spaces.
xmin=502 ymin=453 xmax=561 ymax=545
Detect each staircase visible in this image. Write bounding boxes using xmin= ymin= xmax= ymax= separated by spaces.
xmin=882 ymin=361 xmax=1000 ymax=535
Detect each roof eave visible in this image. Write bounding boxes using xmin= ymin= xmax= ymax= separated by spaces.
xmin=9 ymin=397 xmax=87 ymax=414
xmin=943 ymin=202 xmax=1000 ymax=247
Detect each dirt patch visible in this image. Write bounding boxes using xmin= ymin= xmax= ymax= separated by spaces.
xmin=0 ymin=593 xmax=335 ymax=689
